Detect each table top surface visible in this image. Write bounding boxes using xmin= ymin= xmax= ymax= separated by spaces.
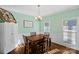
xmin=27 ymin=34 xmax=44 ymax=42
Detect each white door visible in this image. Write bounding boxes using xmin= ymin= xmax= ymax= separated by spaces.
xmin=0 ymin=23 xmax=5 ymax=53
xmin=4 ymin=22 xmax=18 ymax=53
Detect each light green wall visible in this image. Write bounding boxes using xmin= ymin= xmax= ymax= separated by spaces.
xmin=40 ymin=8 xmax=79 ymax=46
xmin=40 ymin=16 xmax=52 ymax=32
xmin=41 ymin=9 xmax=79 ymax=34
xmin=1 ymin=8 xmax=79 ymax=36
xmin=12 ymin=11 xmax=40 ymax=34
xmin=0 ymin=11 xmax=40 ymax=34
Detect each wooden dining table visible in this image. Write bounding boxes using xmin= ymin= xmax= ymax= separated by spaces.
xmin=26 ymin=34 xmax=49 ymax=53
xmin=27 ymin=34 xmax=44 ymax=42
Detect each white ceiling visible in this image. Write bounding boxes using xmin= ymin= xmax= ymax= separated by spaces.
xmin=0 ymin=5 xmax=79 ymax=16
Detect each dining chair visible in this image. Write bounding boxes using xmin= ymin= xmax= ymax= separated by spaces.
xmin=44 ymin=32 xmax=51 ymax=52
xmin=23 ymin=35 xmax=30 ymax=54
xmin=30 ymin=32 xmax=36 ymax=36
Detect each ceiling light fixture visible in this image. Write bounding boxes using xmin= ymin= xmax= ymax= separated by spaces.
xmin=35 ymin=5 xmax=42 ymax=21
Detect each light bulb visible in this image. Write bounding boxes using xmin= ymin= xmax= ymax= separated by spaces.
xmin=38 ymin=16 xmax=42 ymax=20
xmin=35 ymin=17 xmax=37 ymax=19
xmin=35 ymin=16 xmax=42 ymax=20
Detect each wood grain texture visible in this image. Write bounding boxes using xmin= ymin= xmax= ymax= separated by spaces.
xmin=8 ymin=42 xmax=79 ymax=54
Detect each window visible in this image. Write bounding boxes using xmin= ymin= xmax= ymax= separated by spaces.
xmin=63 ymin=18 xmax=77 ymax=45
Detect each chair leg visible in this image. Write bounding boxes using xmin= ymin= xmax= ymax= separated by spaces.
xmin=49 ymin=38 xmax=51 ymax=50
xmin=27 ymin=40 xmax=30 ymax=54
xmin=24 ymin=45 xmax=26 ymax=54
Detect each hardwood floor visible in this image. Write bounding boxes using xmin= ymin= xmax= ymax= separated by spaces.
xmin=8 ymin=42 xmax=79 ymax=54
xmin=50 ymin=42 xmax=79 ymax=54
